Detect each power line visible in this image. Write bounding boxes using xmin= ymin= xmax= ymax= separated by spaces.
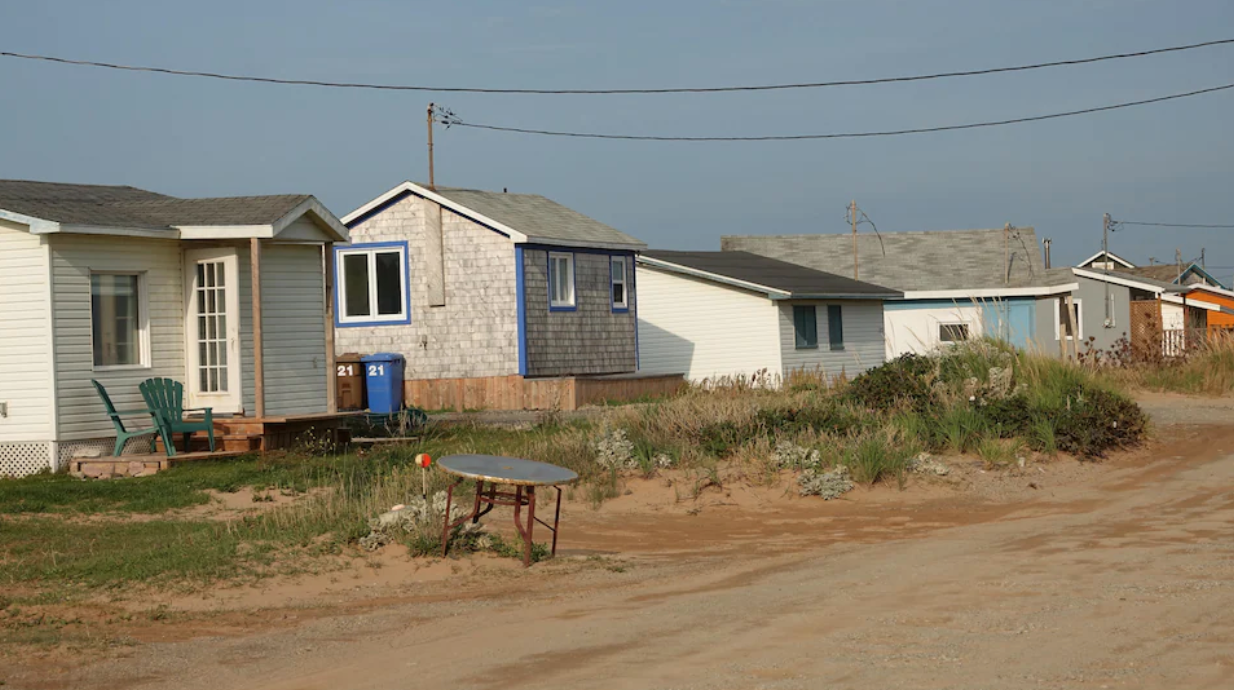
xmin=2 ymin=37 xmax=1233 ymax=95
xmin=440 ymin=81 xmax=1234 ymax=141
xmin=1113 ymin=220 xmax=1234 ymax=228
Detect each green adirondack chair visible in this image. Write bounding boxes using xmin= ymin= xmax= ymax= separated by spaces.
xmin=91 ymin=379 xmax=160 ymax=457
xmin=139 ymin=378 xmax=215 ymax=457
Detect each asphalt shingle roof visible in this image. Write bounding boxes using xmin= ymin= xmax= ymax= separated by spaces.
xmin=1119 ymin=265 xmax=1189 ymax=284
xmin=0 ymin=179 xmax=311 ymax=229
xmin=643 ymin=250 xmax=901 ymax=298
xmin=431 ymin=186 xmax=645 ymax=249
xmin=721 ymin=228 xmax=1055 ymax=292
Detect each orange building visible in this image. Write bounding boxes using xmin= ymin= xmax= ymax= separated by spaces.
xmin=1182 ymin=286 xmax=1234 ymax=334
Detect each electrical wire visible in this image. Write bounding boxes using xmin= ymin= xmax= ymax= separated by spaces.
xmin=1113 ymin=221 xmax=1234 ymax=228
xmin=2 ymin=38 xmax=1233 ymax=94
xmin=441 ymin=81 xmax=1234 ymax=141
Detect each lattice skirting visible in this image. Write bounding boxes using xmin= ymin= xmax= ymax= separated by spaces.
xmin=57 ymin=435 xmax=158 ymax=465
xmin=0 ymin=442 xmax=53 ymax=478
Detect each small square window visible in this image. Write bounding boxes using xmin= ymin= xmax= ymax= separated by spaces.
xmin=611 ymin=256 xmax=628 ymax=310
xmin=549 ymin=252 xmax=576 ymax=309
xmin=793 ymin=305 xmax=818 ymax=349
xmin=939 ymin=323 xmax=970 ymax=343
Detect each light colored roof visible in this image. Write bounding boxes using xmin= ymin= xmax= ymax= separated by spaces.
xmin=0 ymin=179 xmax=347 ymax=241
xmin=343 ymin=181 xmax=645 ymax=251
xmin=1077 ymin=250 xmax=1135 ymax=269
xmin=721 ymin=227 xmax=1063 ymax=294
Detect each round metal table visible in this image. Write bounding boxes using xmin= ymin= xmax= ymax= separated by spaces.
xmin=438 ymin=454 xmax=579 ymax=567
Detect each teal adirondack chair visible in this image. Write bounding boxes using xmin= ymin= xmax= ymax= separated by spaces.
xmin=139 ymin=378 xmax=215 ymax=457
xmin=91 ymin=379 xmax=160 ymax=457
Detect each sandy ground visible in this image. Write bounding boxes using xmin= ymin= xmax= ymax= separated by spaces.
xmin=8 ymin=398 xmax=1234 ymax=689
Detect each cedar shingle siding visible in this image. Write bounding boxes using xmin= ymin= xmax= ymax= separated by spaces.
xmin=523 ymin=249 xmax=637 ymax=376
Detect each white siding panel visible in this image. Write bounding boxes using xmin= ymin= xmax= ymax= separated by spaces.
xmin=779 ymin=301 xmax=886 ymax=380
xmin=261 ymin=244 xmax=328 ymax=416
xmin=884 ymin=304 xmax=985 ymax=358
xmin=636 ymin=267 xmax=781 ymax=382
xmin=50 ymin=234 xmax=185 ymax=440
xmin=0 ymin=221 xmax=53 ymax=442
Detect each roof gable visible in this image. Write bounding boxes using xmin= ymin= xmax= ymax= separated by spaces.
xmin=1078 ymin=250 xmax=1135 ymax=269
xmin=344 ymin=181 xmax=645 ymax=251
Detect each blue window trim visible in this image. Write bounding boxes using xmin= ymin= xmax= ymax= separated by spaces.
xmin=515 ymin=246 xmax=529 ymax=375
xmin=611 ymin=255 xmax=630 ymax=313
xmin=548 ymin=250 xmax=578 ymax=313
xmin=333 ymin=241 xmax=412 ymax=328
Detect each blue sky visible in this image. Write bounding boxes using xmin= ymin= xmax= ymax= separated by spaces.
xmin=2 ymin=1 xmax=1233 ymax=274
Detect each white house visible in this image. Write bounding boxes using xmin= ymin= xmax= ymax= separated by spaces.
xmin=0 ymin=180 xmax=348 ymax=476
xmin=636 ymin=250 xmax=901 ymax=383
xmin=723 ymin=228 xmax=1079 ymax=358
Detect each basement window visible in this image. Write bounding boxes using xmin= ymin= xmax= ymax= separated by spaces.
xmin=939 ymin=323 xmax=970 ymax=343
xmin=336 ymin=243 xmax=410 ymax=326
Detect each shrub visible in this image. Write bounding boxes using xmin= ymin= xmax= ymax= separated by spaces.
xmin=1052 ymin=387 xmax=1148 ymax=458
xmin=844 ymin=354 xmax=938 ymax=412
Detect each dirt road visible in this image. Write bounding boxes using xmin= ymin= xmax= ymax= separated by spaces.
xmin=16 ymin=420 xmax=1234 ymax=689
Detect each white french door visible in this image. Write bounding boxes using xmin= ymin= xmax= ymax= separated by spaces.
xmin=184 ymin=248 xmax=243 ymax=413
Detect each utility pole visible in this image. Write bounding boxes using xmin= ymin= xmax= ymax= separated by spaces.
xmin=1103 ymin=213 xmax=1111 ymax=325
xmin=1176 ymin=248 xmax=1183 ymax=280
xmin=850 ymin=200 xmax=859 ymax=280
xmin=426 ymin=103 xmax=436 ymax=190
xmin=1202 ymin=247 xmax=1206 ymax=270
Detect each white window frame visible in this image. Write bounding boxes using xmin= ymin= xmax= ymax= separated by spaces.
xmin=938 ymin=322 xmax=970 ymax=344
xmin=611 ymin=256 xmax=629 ymax=310
xmin=90 ymin=270 xmax=151 ymax=371
xmin=1054 ymin=298 xmax=1084 ymax=341
xmin=335 ymin=245 xmax=410 ymax=326
xmin=549 ymin=251 xmax=576 ymax=310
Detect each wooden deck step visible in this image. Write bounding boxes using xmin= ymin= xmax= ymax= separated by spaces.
xmin=71 ymin=450 xmax=248 ymax=479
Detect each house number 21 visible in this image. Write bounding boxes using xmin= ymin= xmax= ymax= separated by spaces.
xmin=367 ymin=364 xmax=385 ymax=376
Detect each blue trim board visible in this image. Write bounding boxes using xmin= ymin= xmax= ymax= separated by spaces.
xmin=333 ymin=241 xmax=413 ymax=328
xmin=515 ymin=246 xmax=528 ymax=376
xmin=547 ymin=249 xmax=578 ymax=312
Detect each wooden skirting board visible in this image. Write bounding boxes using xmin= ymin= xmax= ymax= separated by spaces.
xmin=404 ymin=373 xmax=686 ymax=412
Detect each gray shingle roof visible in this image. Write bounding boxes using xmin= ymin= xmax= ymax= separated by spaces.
xmin=431 ymin=186 xmax=645 ymax=249
xmin=0 ymin=179 xmax=311 ymax=229
xmin=643 ymin=250 xmax=901 ymax=298
xmin=721 ymin=228 xmax=1057 ymax=292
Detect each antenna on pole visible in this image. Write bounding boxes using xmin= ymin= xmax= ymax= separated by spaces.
xmin=850 ymin=200 xmax=859 ymax=280
xmin=1103 ymin=213 xmax=1112 ymax=325
xmin=427 ymin=103 xmax=436 ymax=190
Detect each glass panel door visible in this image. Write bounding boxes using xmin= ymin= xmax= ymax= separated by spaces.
xmin=195 ymin=260 xmax=229 ymax=393
xmin=184 ymin=248 xmax=242 ymax=413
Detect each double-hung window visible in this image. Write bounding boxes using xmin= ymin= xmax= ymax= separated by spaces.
xmin=793 ymin=305 xmax=818 ymax=349
xmin=91 ymin=272 xmax=146 ymax=368
xmin=611 ymin=256 xmax=629 ymax=311
xmin=1055 ymin=297 xmax=1082 ymax=340
xmin=549 ymin=252 xmax=575 ymax=310
xmin=336 ymin=243 xmax=410 ymax=326
xmin=827 ymin=305 xmax=844 ymax=351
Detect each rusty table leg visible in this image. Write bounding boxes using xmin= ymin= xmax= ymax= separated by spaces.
xmin=441 ymin=478 xmax=484 ymax=558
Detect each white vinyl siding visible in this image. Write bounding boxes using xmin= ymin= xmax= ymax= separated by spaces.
xmin=636 ymin=266 xmax=781 ymax=382
xmin=49 ymin=234 xmax=185 ymax=441
xmin=261 ymin=245 xmax=328 ymax=416
xmin=0 ymin=220 xmax=54 ymax=443
xmin=779 ymin=301 xmax=886 ymax=380
xmin=884 ymin=303 xmax=985 ymax=358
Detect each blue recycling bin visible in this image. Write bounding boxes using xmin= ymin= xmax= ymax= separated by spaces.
xmin=361 ymin=353 xmax=405 ymax=413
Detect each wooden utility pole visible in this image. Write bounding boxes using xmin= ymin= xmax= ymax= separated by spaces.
xmin=850 ymin=200 xmax=859 ymax=280
xmin=1102 ymin=213 xmax=1112 ymax=326
xmin=427 ymin=103 xmax=436 ymax=190
xmin=1176 ymin=248 xmax=1183 ymax=280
